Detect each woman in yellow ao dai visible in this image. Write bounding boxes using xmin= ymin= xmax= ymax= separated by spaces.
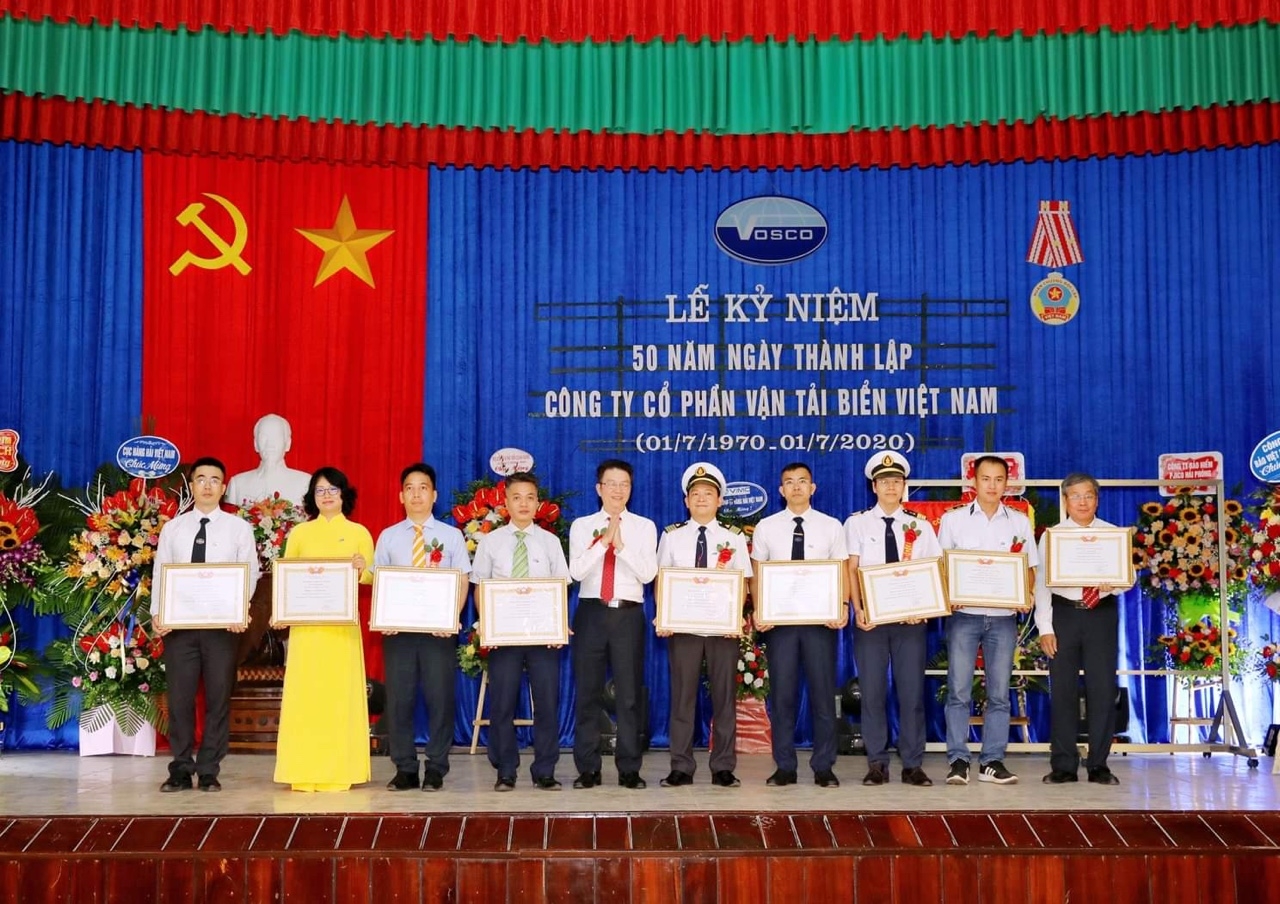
xmin=273 ymin=467 xmax=375 ymax=791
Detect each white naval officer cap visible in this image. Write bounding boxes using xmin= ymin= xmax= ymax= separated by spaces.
xmin=865 ymin=451 xmax=910 ymax=480
xmin=681 ymin=462 xmax=726 ymax=494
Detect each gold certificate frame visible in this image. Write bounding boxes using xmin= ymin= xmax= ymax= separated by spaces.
xmin=1044 ymin=527 xmax=1136 ymax=588
xmin=157 ymin=562 xmax=251 ymax=629
xmin=656 ymin=567 xmax=744 ymax=636
xmin=478 ymin=578 xmax=569 ymax=647
xmin=272 ymin=558 xmax=359 ymax=626
xmin=943 ymin=550 xmax=1029 ymax=609
xmin=370 ymin=567 xmax=463 ymax=633
xmin=755 ymin=559 xmax=845 ymax=625
xmin=857 ymin=557 xmax=949 ymax=626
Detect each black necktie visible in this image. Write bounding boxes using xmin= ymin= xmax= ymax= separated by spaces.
xmin=695 ymin=525 xmax=708 ymax=568
xmin=191 ymin=516 xmax=209 ymax=564
xmin=883 ymin=516 xmax=900 ymax=564
xmin=791 ymin=516 xmax=805 ymax=561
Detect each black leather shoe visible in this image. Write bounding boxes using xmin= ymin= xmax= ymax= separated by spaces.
xmin=572 ymin=771 xmax=601 ymax=789
xmin=901 ymin=767 xmax=933 ymax=787
xmin=197 ymin=776 xmax=222 ymax=793
xmin=494 ymin=777 xmax=516 ymax=792
xmin=1087 ymin=767 xmax=1120 ymax=785
xmin=660 ymin=770 xmax=693 ymax=787
xmin=159 ymin=775 xmax=192 ymax=793
xmin=1043 ymin=770 xmax=1079 ymax=784
xmin=421 ymin=769 xmax=444 ymax=791
xmin=766 ymin=769 xmax=797 ymax=786
xmin=533 ymin=776 xmax=563 ymax=791
xmin=862 ymin=763 xmax=889 ymax=786
xmin=814 ymin=769 xmax=840 ymax=788
xmin=711 ymin=771 xmax=741 ymax=788
xmin=387 ymin=770 xmax=420 ymax=791
xmin=618 ymin=771 xmax=647 ymax=789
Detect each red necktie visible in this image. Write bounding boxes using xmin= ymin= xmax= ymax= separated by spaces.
xmin=600 ymin=546 xmax=617 ymax=601
xmin=1082 ymin=586 xmax=1100 ymax=609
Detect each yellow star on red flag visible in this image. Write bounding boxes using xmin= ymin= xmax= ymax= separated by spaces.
xmin=296 ymin=196 xmax=394 ymax=288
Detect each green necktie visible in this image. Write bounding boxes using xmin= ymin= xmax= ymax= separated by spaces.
xmin=512 ymin=530 xmax=529 ymax=578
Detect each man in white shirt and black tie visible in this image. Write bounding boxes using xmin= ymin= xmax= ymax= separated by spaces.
xmin=568 ymin=459 xmax=658 ymax=790
xmin=751 ymin=461 xmax=849 ymax=788
xmin=655 ymin=462 xmax=752 ymax=789
xmin=471 ymin=472 xmax=570 ymax=791
xmin=845 ymin=451 xmax=942 ymax=787
xmin=153 ymin=457 xmax=259 ymax=793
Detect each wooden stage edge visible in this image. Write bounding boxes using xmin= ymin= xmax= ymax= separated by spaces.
xmin=3 ymin=810 xmax=1280 ymax=902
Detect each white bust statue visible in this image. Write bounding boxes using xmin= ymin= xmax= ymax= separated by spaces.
xmin=225 ymin=413 xmax=311 ymax=506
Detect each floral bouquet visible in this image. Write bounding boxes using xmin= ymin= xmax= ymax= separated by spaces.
xmin=1132 ymin=490 xmax=1245 ymax=608
xmin=46 ymin=617 xmax=168 ymax=735
xmin=0 ymin=490 xmax=50 ymax=606
xmin=1253 ymin=637 xmax=1280 ymax=682
xmin=0 ymin=623 xmax=43 ymax=715
xmin=735 ymin=631 xmax=769 ymax=701
xmin=1154 ymin=616 xmax=1244 ymax=673
xmin=457 ymin=620 xmax=490 ymax=676
xmin=450 ymin=477 xmax=570 ymax=556
xmin=237 ymin=493 xmax=307 ymax=572
xmin=60 ymin=477 xmax=181 ymax=610
xmin=1242 ymin=487 xmax=1280 ymax=596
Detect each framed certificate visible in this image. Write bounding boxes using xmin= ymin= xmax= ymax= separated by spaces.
xmin=857 ymin=557 xmax=949 ymax=626
xmin=370 ymin=567 xmax=462 ymax=633
xmin=157 ymin=562 xmax=251 ymax=629
xmin=1044 ymin=527 xmax=1135 ymax=588
xmin=272 ymin=558 xmax=359 ymax=626
xmin=943 ymin=550 xmax=1029 ymax=609
xmin=478 ymin=578 xmax=569 ymax=647
xmin=656 ymin=567 xmax=744 ymax=636
xmin=755 ymin=559 xmax=845 ymax=625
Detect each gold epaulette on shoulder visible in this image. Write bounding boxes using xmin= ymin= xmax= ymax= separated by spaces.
xmin=664 ymin=521 xmax=687 ymax=534
xmin=719 ymin=521 xmax=743 ymax=534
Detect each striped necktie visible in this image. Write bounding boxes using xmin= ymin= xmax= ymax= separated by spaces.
xmin=512 ymin=530 xmax=529 ymax=578
xmin=411 ymin=524 xmax=427 ymax=568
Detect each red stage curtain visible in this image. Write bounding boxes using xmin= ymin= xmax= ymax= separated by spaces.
xmin=5 ymin=0 xmax=1276 ymax=43
xmin=141 ymin=156 xmax=429 ymax=677
xmin=5 ymin=93 xmax=1279 ymax=172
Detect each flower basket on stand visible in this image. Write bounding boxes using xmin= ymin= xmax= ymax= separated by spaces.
xmin=79 ymin=704 xmax=157 ymax=756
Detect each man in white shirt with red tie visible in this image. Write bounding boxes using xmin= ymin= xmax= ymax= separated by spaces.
xmin=471 ymin=472 xmax=570 ymax=791
xmin=845 ymin=451 xmax=942 ymax=787
xmin=751 ymin=461 xmax=849 ymax=789
xmin=1034 ymin=472 xmax=1131 ymax=786
xmin=153 ymin=456 xmax=259 ymax=793
xmin=568 ymin=459 xmax=658 ymax=790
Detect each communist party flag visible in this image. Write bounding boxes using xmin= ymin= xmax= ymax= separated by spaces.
xmin=142 ymin=157 xmax=429 ymax=678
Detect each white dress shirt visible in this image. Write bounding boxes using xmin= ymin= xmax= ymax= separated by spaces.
xmin=657 ymin=519 xmax=753 ymax=576
xmin=471 ymin=522 xmax=569 ymax=581
xmin=569 ymin=508 xmax=659 ymax=602
xmin=750 ymin=506 xmax=848 ymax=563
xmin=844 ymin=505 xmax=943 ymax=567
xmin=152 ymin=507 xmax=260 ymax=617
xmin=938 ymin=501 xmax=1040 ymax=617
xmin=1033 ymin=516 xmax=1118 ymax=637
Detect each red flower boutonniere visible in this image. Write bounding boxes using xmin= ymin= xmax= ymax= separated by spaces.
xmin=426 ymin=539 xmax=445 ymax=567
xmin=715 ymin=542 xmax=734 ymax=569
xmin=901 ymin=521 xmax=921 ymax=561
xmin=1009 ymin=537 xmax=1026 ymax=553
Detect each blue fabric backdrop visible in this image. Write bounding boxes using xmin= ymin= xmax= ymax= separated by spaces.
xmin=2 ymin=139 xmax=1279 ymax=753
xmin=0 ymin=141 xmax=143 ymax=748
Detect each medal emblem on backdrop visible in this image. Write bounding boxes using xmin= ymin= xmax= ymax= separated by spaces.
xmin=1026 ymin=200 xmax=1084 ymax=326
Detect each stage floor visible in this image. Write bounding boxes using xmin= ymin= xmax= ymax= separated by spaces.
xmin=1 ymin=749 xmax=1276 ymax=817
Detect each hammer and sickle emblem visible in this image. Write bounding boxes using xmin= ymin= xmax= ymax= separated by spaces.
xmin=169 ymin=193 xmax=252 ymax=276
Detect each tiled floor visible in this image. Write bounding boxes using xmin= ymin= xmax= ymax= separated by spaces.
xmin=1 ymin=749 xmax=1276 ymax=816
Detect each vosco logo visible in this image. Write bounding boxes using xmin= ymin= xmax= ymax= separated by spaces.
xmin=714 ymin=196 xmax=828 ymax=265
